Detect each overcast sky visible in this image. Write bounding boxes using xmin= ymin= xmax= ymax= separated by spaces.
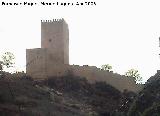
xmin=0 ymin=0 xmax=160 ymax=82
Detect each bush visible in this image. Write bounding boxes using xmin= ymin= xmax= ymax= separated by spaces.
xmin=142 ymin=103 xmax=160 ymax=116
xmin=127 ymin=99 xmax=143 ymax=116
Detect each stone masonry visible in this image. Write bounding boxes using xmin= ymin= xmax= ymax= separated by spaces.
xmin=26 ymin=18 xmax=143 ymax=93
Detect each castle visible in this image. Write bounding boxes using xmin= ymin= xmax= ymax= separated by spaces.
xmin=26 ymin=18 xmax=142 ymax=92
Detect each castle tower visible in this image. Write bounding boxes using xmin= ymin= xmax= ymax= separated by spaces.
xmin=26 ymin=19 xmax=142 ymax=93
xmin=41 ymin=18 xmax=69 ymax=64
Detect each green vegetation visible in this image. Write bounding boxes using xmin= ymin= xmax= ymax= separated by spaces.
xmin=0 ymin=72 xmax=137 ymax=116
xmin=0 ymin=52 xmax=15 ymax=78
xmin=128 ymin=73 xmax=160 ymax=116
xmin=142 ymin=104 xmax=160 ymax=116
xmin=101 ymin=64 xmax=112 ymax=71
xmin=125 ymin=69 xmax=142 ymax=83
xmin=1 ymin=52 xmax=15 ymax=69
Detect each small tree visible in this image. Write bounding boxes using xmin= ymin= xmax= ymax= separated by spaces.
xmin=125 ymin=69 xmax=142 ymax=83
xmin=1 ymin=52 xmax=15 ymax=69
xmin=0 ymin=52 xmax=15 ymax=77
xmin=101 ymin=64 xmax=112 ymax=71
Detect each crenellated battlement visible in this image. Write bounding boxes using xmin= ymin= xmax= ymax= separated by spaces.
xmin=41 ymin=18 xmax=64 ymax=23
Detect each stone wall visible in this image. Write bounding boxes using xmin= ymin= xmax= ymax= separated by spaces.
xmin=26 ymin=48 xmax=68 ymax=79
xmin=26 ymin=48 xmax=47 ymax=79
xmin=62 ymin=20 xmax=69 ymax=64
xmin=69 ymin=65 xmax=143 ymax=93
xmin=41 ymin=19 xmax=69 ymax=64
xmin=26 ymin=50 xmax=143 ymax=93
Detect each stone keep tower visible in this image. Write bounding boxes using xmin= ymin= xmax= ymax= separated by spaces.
xmin=26 ymin=18 xmax=69 ymax=79
xmin=41 ymin=19 xmax=69 ymax=64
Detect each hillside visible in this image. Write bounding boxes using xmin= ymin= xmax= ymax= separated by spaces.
xmin=0 ymin=73 xmax=136 ymax=116
xmin=128 ymin=71 xmax=160 ymax=116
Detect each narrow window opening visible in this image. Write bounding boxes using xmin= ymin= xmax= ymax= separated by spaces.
xmin=49 ymin=39 xmax=52 ymax=42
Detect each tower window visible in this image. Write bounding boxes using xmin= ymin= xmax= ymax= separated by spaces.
xmin=49 ymin=39 xmax=52 ymax=42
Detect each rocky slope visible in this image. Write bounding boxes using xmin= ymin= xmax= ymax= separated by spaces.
xmin=0 ymin=73 xmax=136 ymax=116
xmin=128 ymin=71 xmax=160 ymax=116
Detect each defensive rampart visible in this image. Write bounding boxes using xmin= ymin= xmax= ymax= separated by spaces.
xmin=26 ymin=49 xmax=143 ymax=93
xmin=69 ymin=65 xmax=143 ymax=93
